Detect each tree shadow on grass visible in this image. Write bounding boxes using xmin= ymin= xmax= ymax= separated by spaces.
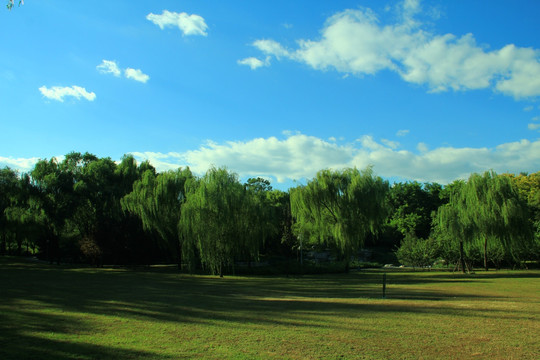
xmin=1 ymin=258 xmax=539 ymax=359
xmin=0 ymin=308 xmax=170 ymax=360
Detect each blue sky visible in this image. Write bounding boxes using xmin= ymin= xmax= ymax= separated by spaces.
xmin=1 ymin=0 xmax=540 ymax=188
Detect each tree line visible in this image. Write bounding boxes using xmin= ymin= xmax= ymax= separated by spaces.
xmin=1 ymin=151 xmax=539 ymax=274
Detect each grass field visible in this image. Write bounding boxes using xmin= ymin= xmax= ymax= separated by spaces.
xmin=1 ymin=257 xmax=539 ymax=359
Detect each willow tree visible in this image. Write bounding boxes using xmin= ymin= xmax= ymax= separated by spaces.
xmin=180 ymin=167 xmax=259 ymax=277
xmin=121 ymin=167 xmax=193 ymax=269
xmin=290 ymin=167 xmax=389 ymax=271
xmin=437 ymin=171 xmax=532 ymax=272
xmin=0 ymin=167 xmax=19 ymax=254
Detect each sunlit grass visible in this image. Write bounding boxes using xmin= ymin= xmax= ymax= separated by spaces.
xmin=1 ymin=257 xmax=539 ymax=359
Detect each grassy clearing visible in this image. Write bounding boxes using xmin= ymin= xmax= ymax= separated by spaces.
xmin=1 ymin=257 xmax=539 ymax=359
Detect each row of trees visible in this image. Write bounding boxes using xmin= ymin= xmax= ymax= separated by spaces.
xmin=396 ymin=172 xmax=540 ymax=271
xmin=1 ymin=152 xmax=539 ymax=274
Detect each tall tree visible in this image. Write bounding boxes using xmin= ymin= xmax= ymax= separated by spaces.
xmin=0 ymin=167 xmax=20 ymax=254
xmin=505 ymin=172 xmax=540 ymax=260
xmin=180 ymin=167 xmax=257 ymax=276
xmin=437 ymin=171 xmax=532 ymax=272
xmin=30 ymin=156 xmax=79 ymax=263
xmin=388 ymin=181 xmax=444 ymax=239
xmin=290 ymin=167 xmax=389 ymax=271
xmin=121 ymin=167 xmax=193 ymax=269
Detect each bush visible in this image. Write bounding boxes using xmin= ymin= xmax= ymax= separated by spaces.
xmin=395 ymin=233 xmax=438 ymax=269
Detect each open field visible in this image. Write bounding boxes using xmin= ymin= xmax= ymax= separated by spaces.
xmin=1 ymin=258 xmax=539 ymax=359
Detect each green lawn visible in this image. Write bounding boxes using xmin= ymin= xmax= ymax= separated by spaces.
xmin=1 ymin=257 xmax=539 ymax=359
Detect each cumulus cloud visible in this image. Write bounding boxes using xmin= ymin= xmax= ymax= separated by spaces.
xmin=0 ymin=156 xmax=40 ymax=173
xmin=147 ymin=10 xmax=208 ymax=36
xmin=417 ymin=142 xmax=429 ymax=152
xmin=124 ymin=68 xmax=150 ymax=83
xmin=39 ymin=86 xmax=96 ymax=102
xmin=251 ymin=1 xmax=540 ymax=98
xmin=96 ymin=60 xmax=121 ymax=77
xmin=129 ymin=133 xmax=540 ymax=185
xmin=129 ymin=152 xmax=183 ymax=172
xmin=528 ymin=123 xmax=540 ymax=131
xmin=237 ymin=56 xmax=270 ymax=70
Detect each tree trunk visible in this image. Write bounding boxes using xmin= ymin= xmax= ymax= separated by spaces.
xmin=176 ymin=240 xmax=182 ymax=271
xmin=0 ymin=233 xmax=6 ymax=255
xmin=459 ymin=240 xmax=466 ymax=274
xmin=483 ymin=237 xmax=488 ymax=271
xmin=16 ymin=232 xmax=22 ymax=256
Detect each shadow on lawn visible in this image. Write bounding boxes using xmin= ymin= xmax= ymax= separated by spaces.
xmin=0 ymin=304 xmax=170 ymax=360
xmin=1 ymin=258 xmax=539 ymax=359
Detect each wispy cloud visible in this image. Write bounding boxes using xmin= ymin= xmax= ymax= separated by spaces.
xmin=39 ymin=85 xmax=96 ymax=102
xmin=147 ymin=10 xmax=208 ymax=36
xmin=250 ymin=1 xmax=540 ymax=99
xmin=96 ymin=60 xmax=121 ymax=77
xmin=396 ymin=129 xmax=410 ymax=137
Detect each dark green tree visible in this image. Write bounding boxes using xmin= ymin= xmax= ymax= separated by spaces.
xmin=437 ymin=171 xmax=532 ymax=272
xmin=122 ymin=167 xmax=193 ymax=269
xmin=0 ymin=167 xmax=21 ymax=254
xmin=290 ymin=167 xmax=389 ymax=271
xmin=388 ymin=181 xmax=444 ymax=239
xmin=181 ymin=167 xmax=259 ymax=276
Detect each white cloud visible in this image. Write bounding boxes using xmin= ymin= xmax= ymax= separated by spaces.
xmin=524 ymin=106 xmax=534 ymax=112
xmin=98 ymin=60 xmax=150 ymax=83
xmin=381 ymin=139 xmax=399 ymax=149
xmin=130 ymin=133 xmax=540 ymax=185
xmin=253 ymin=39 xmax=290 ymax=59
xmin=0 ymin=156 xmax=40 ymax=173
xmin=39 ymin=86 xmax=96 ymax=102
xmin=96 ymin=60 xmax=121 ymax=77
xmin=129 ymin=152 xmax=183 ymax=172
xmin=6 ymin=134 xmax=538 ymax=185
xmin=147 ymin=10 xmax=208 ymax=36
xmin=417 ymin=142 xmax=429 ymax=152
xmin=251 ymin=1 xmax=540 ymax=98
xmin=237 ymin=57 xmax=270 ymax=70
xmin=124 ymin=68 xmax=150 ymax=83
xmin=528 ymin=123 xmax=540 ymax=130
xmin=532 ymin=116 xmax=540 ymax=122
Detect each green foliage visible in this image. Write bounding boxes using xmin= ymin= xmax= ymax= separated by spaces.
xmin=121 ymin=167 xmax=193 ymax=268
xmin=506 ymin=171 xmax=540 ymax=260
xmin=180 ymin=167 xmax=263 ymax=276
xmin=290 ymin=167 xmax=389 ymax=269
xmin=436 ymin=171 xmax=534 ymax=272
xmin=388 ymin=181 xmax=445 ymax=239
xmin=395 ymin=233 xmax=438 ymax=269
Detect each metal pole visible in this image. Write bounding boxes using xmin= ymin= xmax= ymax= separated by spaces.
xmin=382 ymin=273 xmax=387 ymax=299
